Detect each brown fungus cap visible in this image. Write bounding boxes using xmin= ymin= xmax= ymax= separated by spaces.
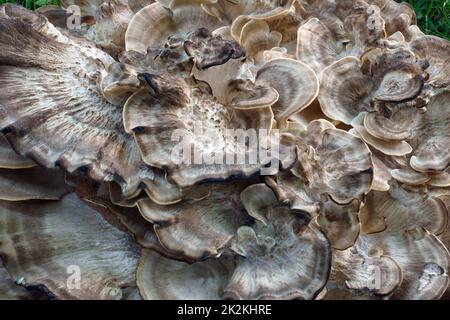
xmin=0 ymin=14 xmax=152 ymax=196
xmin=0 ymin=193 xmax=140 ymax=300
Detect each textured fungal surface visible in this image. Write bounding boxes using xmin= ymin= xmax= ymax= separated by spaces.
xmin=0 ymin=0 xmax=449 ymax=301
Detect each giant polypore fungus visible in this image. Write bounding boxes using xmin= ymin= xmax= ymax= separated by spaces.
xmin=0 ymin=0 xmax=449 ymax=300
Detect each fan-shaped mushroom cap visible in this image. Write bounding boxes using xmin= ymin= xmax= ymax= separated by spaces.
xmin=377 ymin=228 xmax=449 ymax=299
xmin=84 ymin=0 xmax=135 ymax=57
xmin=0 ymin=16 xmax=152 ymax=196
xmin=123 ymin=75 xmax=277 ymax=187
xmin=297 ymin=121 xmax=374 ymax=204
xmin=256 ymin=58 xmax=319 ymax=125
xmin=360 ymin=181 xmax=448 ymax=235
xmin=297 ymin=0 xmax=387 ymax=78
xmin=184 ymin=27 xmax=245 ymax=70
xmin=296 ymin=17 xmax=341 ymax=77
xmin=319 ymin=45 xmax=427 ymax=126
xmin=319 ymin=57 xmax=373 ymax=124
xmin=0 ymin=193 xmax=140 ymax=300
xmin=266 ymin=171 xmax=319 ymax=214
xmin=125 ymin=1 xmax=223 ymax=54
xmin=363 ymin=111 xmax=411 ymax=142
xmin=334 ymin=225 xmax=450 ymax=300
xmin=0 ymin=167 xmax=73 ymax=201
xmin=428 ymin=170 xmax=450 ymax=188
xmin=371 ymin=153 xmax=392 ymax=192
xmin=0 ymin=134 xmax=35 ymax=169
xmin=225 ymin=190 xmax=331 ymax=299
xmin=240 ymin=183 xmax=278 ymax=224
xmin=351 ymin=113 xmax=413 ymax=156
xmin=391 ymin=167 xmax=430 ymax=186
xmin=237 ymin=19 xmax=282 ymax=64
xmin=137 ymin=249 xmax=230 ymax=299
xmin=408 ymin=92 xmax=450 ymax=173
xmin=137 ymin=181 xmax=253 ymax=260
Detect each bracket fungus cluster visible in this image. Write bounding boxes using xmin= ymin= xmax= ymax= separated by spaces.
xmin=0 ymin=0 xmax=449 ymax=300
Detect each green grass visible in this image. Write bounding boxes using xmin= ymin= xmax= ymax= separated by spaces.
xmin=0 ymin=0 xmax=448 ymax=40
xmin=401 ymin=0 xmax=449 ymax=39
xmin=0 ymin=0 xmax=60 ymax=10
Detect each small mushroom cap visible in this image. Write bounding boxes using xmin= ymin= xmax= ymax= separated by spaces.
xmin=84 ymin=0 xmax=135 ymax=57
xmin=296 ymin=17 xmax=341 ymax=76
xmin=237 ymin=19 xmax=282 ymax=64
xmin=0 ymin=167 xmax=73 ymax=201
xmin=256 ymin=58 xmax=319 ymax=124
xmin=296 ymin=121 xmax=374 ymax=204
xmin=351 ymin=113 xmax=413 ymax=157
xmin=137 ymin=249 xmax=230 ymax=300
xmin=125 ymin=2 xmax=174 ymax=53
xmin=384 ymin=228 xmax=449 ymax=300
xmin=240 ymin=183 xmax=278 ymax=224
xmin=100 ymin=62 xmax=141 ymax=106
xmin=316 ymin=198 xmax=361 ymax=250
xmin=334 ymin=225 xmax=450 ymax=300
xmin=319 ymin=57 xmax=373 ymax=125
xmin=360 ymin=182 xmax=448 ymax=235
xmin=409 ymin=35 xmax=450 ymax=89
xmin=0 ymin=193 xmax=140 ymax=300
xmin=125 ymin=1 xmax=223 ymax=54
xmin=123 ymin=76 xmax=276 ymax=187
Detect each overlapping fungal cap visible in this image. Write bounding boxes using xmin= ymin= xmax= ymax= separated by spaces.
xmin=266 ymin=120 xmax=373 ymax=249
xmin=0 ymin=0 xmax=449 ymax=301
xmin=137 ymin=180 xmax=253 ymax=260
xmin=137 ymin=183 xmax=331 ymax=300
xmin=319 ymin=46 xmax=427 ymax=126
xmin=225 ymin=184 xmax=331 ymax=300
xmin=0 ymin=7 xmax=154 ymax=196
xmin=0 ymin=193 xmax=141 ymax=300
xmin=123 ymin=73 xmax=277 ymax=187
xmin=332 ymin=227 xmax=450 ymax=300
xmin=360 ymin=180 xmax=448 ymax=235
xmin=294 ymin=120 xmax=373 ymax=205
xmin=408 ymin=92 xmax=450 ymax=173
